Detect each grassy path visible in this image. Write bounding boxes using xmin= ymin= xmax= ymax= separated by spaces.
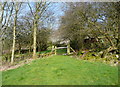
xmin=2 ymin=55 xmax=118 ymax=85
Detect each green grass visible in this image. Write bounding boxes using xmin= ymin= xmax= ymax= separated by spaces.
xmin=56 ymin=49 xmax=67 ymax=55
xmin=37 ymin=50 xmax=51 ymax=54
xmin=2 ymin=55 xmax=118 ymax=85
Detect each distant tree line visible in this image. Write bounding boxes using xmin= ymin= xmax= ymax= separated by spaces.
xmin=0 ymin=2 xmax=54 ymax=63
xmin=58 ymin=2 xmax=119 ymax=57
xmin=0 ymin=2 xmax=119 ymax=64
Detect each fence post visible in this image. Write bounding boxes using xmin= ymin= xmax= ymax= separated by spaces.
xmin=52 ymin=45 xmax=54 ymax=51
xmin=67 ymin=42 xmax=70 ymax=55
xmin=55 ymin=46 xmax=57 ymax=55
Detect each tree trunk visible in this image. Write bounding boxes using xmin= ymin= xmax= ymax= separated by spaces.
xmin=29 ymin=46 xmax=31 ymax=53
xmin=18 ymin=43 xmax=21 ymax=54
xmin=0 ymin=3 xmax=6 ymax=58
xmin=33 ymin=3 xmax=39 ymax=59
xmin=0 ymin=38 xmax=2 ymax=67
xmin=33 ymin=20 xmax=37 ymax=59
xmin=0 ymin=2 xmax=6 ymax=24
xmin=11 ymin=15 xmax=16 ymax=64
xmin=11 ymin=3 xmax=19 ymax=64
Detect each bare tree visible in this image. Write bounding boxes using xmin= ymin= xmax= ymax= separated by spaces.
xmin=28 ymin=2 xmax=50 ymax=59
xmin=0 ymin=2 xmax=7 ymax=57
xmin=0 ymin=2 xmax=14 ymax=57
xmin=11 ymin=2 xmax=22 ymax=64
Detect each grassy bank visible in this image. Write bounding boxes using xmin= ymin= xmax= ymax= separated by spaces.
xmin=2 ymin=55 xmax=118 ymax=85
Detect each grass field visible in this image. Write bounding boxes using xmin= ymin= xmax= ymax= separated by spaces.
xmin=2 ymin=55 xmax=118 ymax=85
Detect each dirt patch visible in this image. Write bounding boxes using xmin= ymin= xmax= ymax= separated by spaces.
xmin=0 ymin=58 xmax=34 ymax=71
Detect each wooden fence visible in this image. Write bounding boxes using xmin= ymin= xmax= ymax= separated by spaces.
xmin=37 ymin=46 xmax=77 ymax=58
xmin=38 ymin=52 xmax=55 ymax=58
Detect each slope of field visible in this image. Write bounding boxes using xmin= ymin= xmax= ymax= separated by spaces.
xmin=2 ymin=55 xmax=118 ymax=85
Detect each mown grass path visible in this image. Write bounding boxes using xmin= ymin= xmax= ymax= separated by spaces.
xmin=2 ymin=55 xmax=118 ymax=85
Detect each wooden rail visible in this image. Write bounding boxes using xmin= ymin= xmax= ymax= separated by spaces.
xmin=38 ymin=52 xmax=55 ymax=58
xmin=37 ymin=46 xmax=77 ymax=58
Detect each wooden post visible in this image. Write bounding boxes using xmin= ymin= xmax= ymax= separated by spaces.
xmin=55 ymin=46 xmax=57 ymax=55
xmin=52 ymin=45 xmax=54 ymax=51
xmin=67 ymin=41 xmax=70 ymax=55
